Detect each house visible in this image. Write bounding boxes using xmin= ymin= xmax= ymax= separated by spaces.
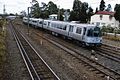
xmin=90 ymin=11 xmax=119 ymax=28
xmin=49 ymin=14 xmax=58 ymax=20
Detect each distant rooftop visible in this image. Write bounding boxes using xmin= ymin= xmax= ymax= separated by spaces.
xmin=96 ymin=11 xmax=114 ymax=15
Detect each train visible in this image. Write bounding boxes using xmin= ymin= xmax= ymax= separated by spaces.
xmin=23 ymin=17 xmax=102 ymax=47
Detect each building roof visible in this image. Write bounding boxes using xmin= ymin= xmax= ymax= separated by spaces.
xmin=49 ymin=14 xmax=58 ymax=17
xmin=96 ymin=11 xmax=114 ymax=15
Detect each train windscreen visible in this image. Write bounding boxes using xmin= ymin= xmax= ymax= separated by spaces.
xmin=87 ymin=27 xmax=102 ymax=37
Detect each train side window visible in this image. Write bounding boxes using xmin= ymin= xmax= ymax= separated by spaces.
xmin=63 ymin=25 xmax=67 ymax=30
xmin=59 ymin=25 xmax=63 ymax=29
xmin=83 ymin=27 xmax=86 ymax=35
xmin=44 ymin=22 xmax=46 ymax=25
xmin=69 ymin=25 xmax=74 ymax=32
xmin=39 ymin=21 xmax=42 ymax=24
xmin=76 ymin=27 xmax=82 ymax=34
xmin=48 ymin=22 xmax=50 ymax=26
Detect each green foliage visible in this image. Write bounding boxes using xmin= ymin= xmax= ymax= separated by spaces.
xmin=101 ymin=26 xmax=120 ymax=34
xmin=69 ymin=11 xmax=80 ymax=21
xmin=47 ymin=1 xmax=58 ymax=15
xmin=69 ymin=0 xmax=93 ymax=23
xmin=99 ymin=0 xmax=105 ymax=11
xmin=87 ymin=7 xmax=94 ymax=22
xmin=73 ymin=0 xmax=82 ymax=11
xmin=105 ymin=4 xmax=112 ymax=11
xmin=31 ymin=2 xmax=41 ymax=18
xmin=114 ymin=4 xmax=120 ymax=23
xmin=117 ymin=29 xmax=120 ymax=34
xmin=101 ymin=26 xmax=107 ymax=32
xmin=31 ymin=1 xmax=58 ymax=19
xmin=95 ymin=7 xmax=98 ymax=13
xmin=79 ymin=2 xmax=89 ymax=23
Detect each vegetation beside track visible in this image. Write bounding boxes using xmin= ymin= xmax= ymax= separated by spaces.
xmin=103 ymin=34 xmax=120 ymax=41
xmin=0 ymin=19 xmax=6 ymax=78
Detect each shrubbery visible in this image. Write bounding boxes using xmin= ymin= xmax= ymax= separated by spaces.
xmin=101 ymin=26 xmax=120 ymax=34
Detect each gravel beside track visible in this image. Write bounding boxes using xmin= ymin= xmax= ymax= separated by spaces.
xmin=11 ymin=21 xmax=60 ymax=80
xmin=103 ymin=39 xmax=120 ymax=47
xmin=2 ymin=21 xmax=30 ymax=80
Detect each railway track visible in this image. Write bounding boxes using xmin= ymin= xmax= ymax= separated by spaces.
xmin=99 ymin=44 xmax=120 ymax=60
xmin=94 ymin=44 xmax=120 ymax=64
xmin=31 ymin=30 xmax=120 ymax=80
xmin=14 ymin=21 xmax=120 ymax=80
xmin=9 ymin=21 xmax=60 ymax=80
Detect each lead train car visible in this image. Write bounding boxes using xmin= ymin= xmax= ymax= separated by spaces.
xmin=23 ymin=17 xmax=102 ymax=47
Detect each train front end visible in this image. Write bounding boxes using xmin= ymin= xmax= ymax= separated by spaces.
xmin=83 ymin=27 xmax=102 ymax=46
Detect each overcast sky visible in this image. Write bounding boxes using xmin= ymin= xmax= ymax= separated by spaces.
xmin=0 ymin=0 xmax=119 ymax=14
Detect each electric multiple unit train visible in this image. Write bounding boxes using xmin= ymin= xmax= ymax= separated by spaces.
xmin=23 ymin=17 xmax=102 ymax=47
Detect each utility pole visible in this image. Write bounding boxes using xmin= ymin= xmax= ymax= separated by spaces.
xmin=3 ymin=4 xmax=6 ymax=14
xmin=27 ymin=7 xmax=31 ymax=36
xmin=3 ymin=5 xmax=6 ymax=14
xmin=58 ymin=5 xmax=60 ymax=20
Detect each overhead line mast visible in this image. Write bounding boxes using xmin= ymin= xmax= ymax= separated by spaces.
xmin=3 ymin=4 xmax=6 ymax=14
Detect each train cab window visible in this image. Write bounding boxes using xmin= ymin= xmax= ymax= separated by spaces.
xmin=48 ymin=22 xmax=50 ymax=27
xmin=87 ymin=29 xmax=93 ymax=37
xmin=83 ymin=27 xmax=86 ymax=35
xmin=93 ymin=27 xmax=102 ymax=37
xmin=76 ymin=27 xmax=82 ymax=34
xmin=87 ymin=27 xmax=101 ymax=37
xmin=69 ymin=25 xmax=74 ymax=32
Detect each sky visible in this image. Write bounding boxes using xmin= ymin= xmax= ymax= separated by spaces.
xmin=0 ymin=0 xmax=120 ymax=14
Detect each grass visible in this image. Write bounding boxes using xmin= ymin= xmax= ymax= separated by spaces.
xmin=0 ymin=19 xmax=6 ymax=65
xmin=0 ymin=19 xmax=6 ymax=79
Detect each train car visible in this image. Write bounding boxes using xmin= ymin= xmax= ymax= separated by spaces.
xmin=48 ymin=21 xmax=69 ymax=36
xmin=42 ymin=20 xmax=51 ymax=30
xmin=23 ymin=17 xmax=28 ymax=24
xmin=31 ymin=18 xmax=42 ymax=28
xmin=67 ymin=23 xmax=102 ymax=46
xmin=37 ymin=19 xmax=43 ymax=28
xmin=23 ymin=17 xmax=102 ymax=47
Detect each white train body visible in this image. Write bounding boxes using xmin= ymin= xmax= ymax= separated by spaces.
xmin=23 ymin=17 xmax=102 ymax=46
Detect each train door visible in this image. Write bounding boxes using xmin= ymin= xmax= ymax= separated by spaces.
xmin=82 ymin=27 xmax=87 ymax=40
xmin=68 ymin=25 xmax=74 ymax=37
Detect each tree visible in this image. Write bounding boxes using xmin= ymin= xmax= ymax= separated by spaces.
xmin=87 ymin=7 xmax=94 ymax=23
xmin=80 ymin=2 xmax=89 ymax=23
xmin=69 ymin=11 xmax=80 ymax=21
xmin=105 ymin=4 xmax=112 ymax=12
xmin=47 ymin=1 xmax=58 ymax=15
xmin=114 ymin=4 xmax=120 ymax=23
xmin=40 ymin=2 xmax=49 ymax=19
xmin=69 ymin=0 xmax=82 ymax=21
xmin=69 ymin=0 xmax=92 ymax=23
xmin=31 ymin=0 xmax=41 ymax=18
xmin=95 ymin=7 xmax=98 ymax=13
xmin=99 ymin=0 xmax=105 ymax=11
xmin=73 ymin=0 xmax=82 ymax=11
